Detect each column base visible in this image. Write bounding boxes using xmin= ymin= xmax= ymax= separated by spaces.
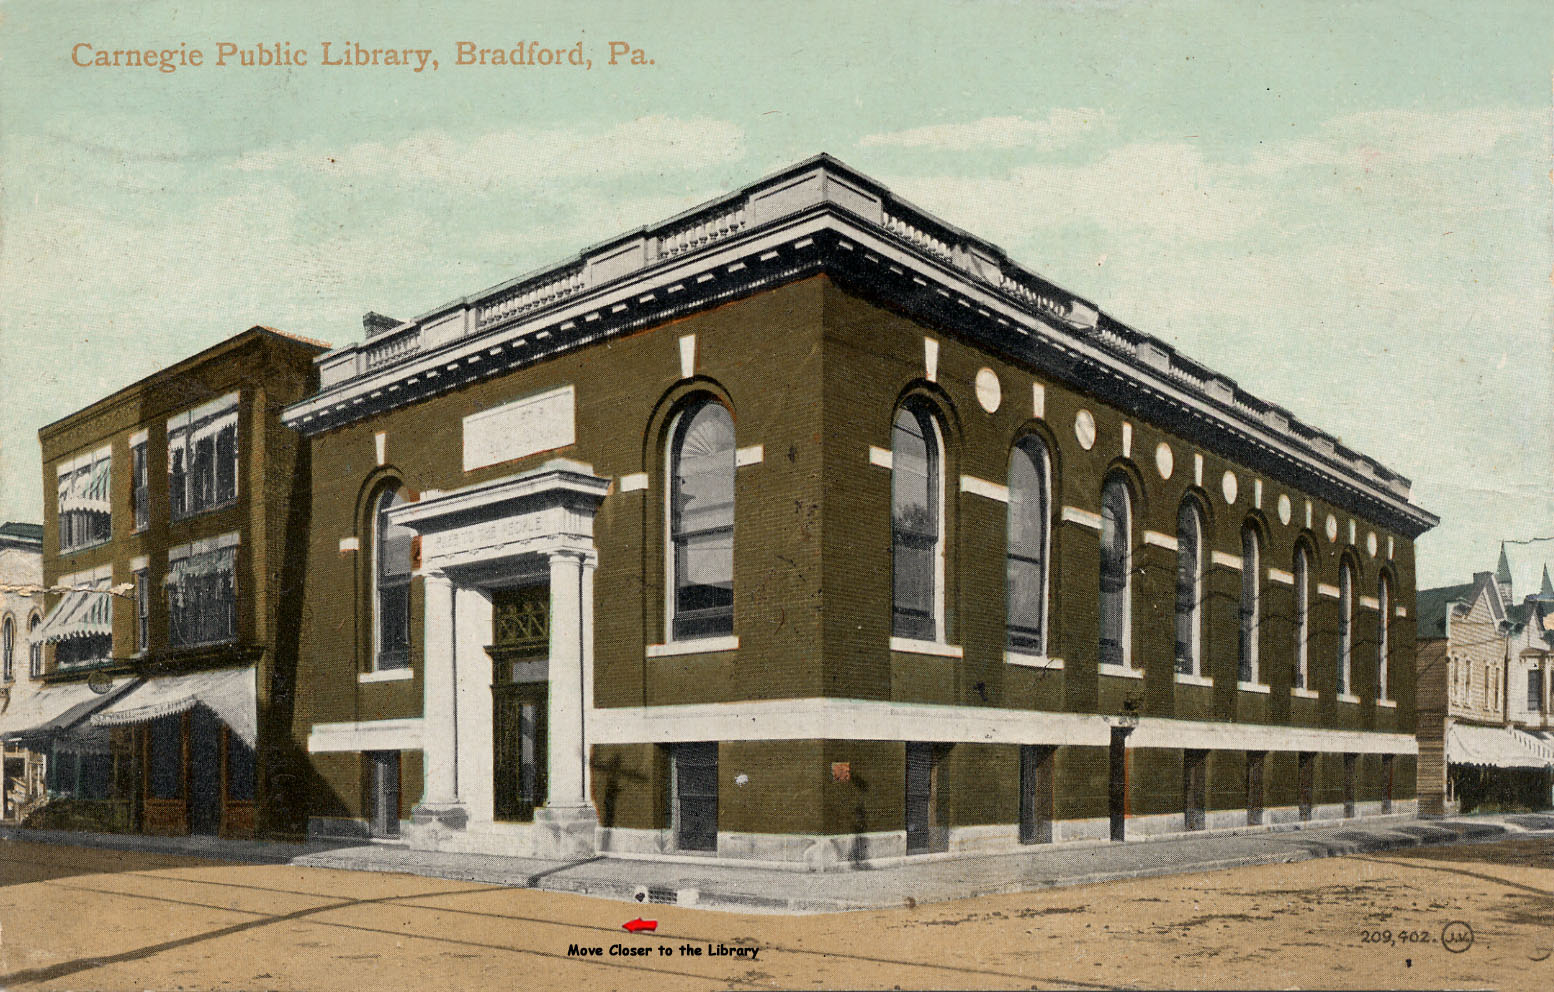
xmin=410 ymin=801 xmax=469 ymax=831
xmin=532 ymin=804 xmax=599 ymax=860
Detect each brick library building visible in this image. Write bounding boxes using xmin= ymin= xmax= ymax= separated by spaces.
xmin=6 ymin=157 xmax=1437 ymax=866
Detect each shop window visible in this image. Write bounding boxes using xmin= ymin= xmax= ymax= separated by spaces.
xmin=1175 ymin=500 xmax=1204 ymax=676
xmin=57 ymin=448 xmax=112 ymax=553
xmin=168 ymin=541 xmax=237 ymax=649
xmin=1006 ymin=438 xmax=1050 ymax=653
xmin=168 ymin=393 xmax=238 ymax=521
xmin=148 ymin=716 xmax=185 ymax=800
xmin=668 ymin=400 xmax=735 ymax=640
xmin=226 ymin=732 xmax=257 ymax=802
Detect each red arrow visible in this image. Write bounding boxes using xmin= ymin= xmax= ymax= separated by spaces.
xmin=622 ymin=918 xmax=658 ymax=933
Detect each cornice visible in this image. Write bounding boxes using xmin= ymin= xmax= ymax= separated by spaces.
xmin=281 ymin=155 xmax=1437 ymax=538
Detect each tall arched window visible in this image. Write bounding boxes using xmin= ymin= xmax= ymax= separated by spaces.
xmin=1338 ymin=560 xmax=1355 ymax=697
xmin=892 ymin=402 xmax=942 ymax=641
xmin=1 ymin=615 xmax=13 ymax=682
xmin=28 ymin=612 xmax=42 ymax=678
xmin=1378 ymin=573 xmax=1392 ymax=701
xmin=374 ymin=487 xmax=413 ymax=670
xmin=669 ymin=399 xmax=735 ymax=640
xmin=1099 ymin=476 xmax=1133 ymax=669
xmin=1006 ymin=438 xmax=1050 ymax=654
xmin=1175 ymin=500 xmax=1204 ymax=677
xmin=1238 ymin=523 xmax=1262 ymax=684
xmin=1293 ymin=545 xmax=1311 ymax=690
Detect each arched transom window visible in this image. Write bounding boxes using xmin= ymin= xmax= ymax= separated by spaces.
xmin=1175 ymin=500 xmax=1204 ymax=677
xmin=374 ymin=487 xmax=413 ymax=670
xmin=1099 ymin=477 xmax=1133 ymax=669
xmin=1006 ymin=438 xmax=1050 ymax=654
xmin=669 ymin=399 xmax=735 ymax=640
xmin=892 ymin=403 xmax=943 ymax=642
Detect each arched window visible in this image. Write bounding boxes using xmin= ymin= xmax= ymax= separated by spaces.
xmin=1174 ymin=500 xmax=1204 ymax=677
xmin=28 ymin=612 xmax=42 ymax=678
xmin=1 ymin=614 xmax=13 ymax=682
xmin=1006 ymin=438 xmax=1050 ymax=654
xmin=1338 ymin=560 xmax=1355 ymax=697
xmin=373 ymin=487 xmax=413 ymax=669
xmin=1099 ymin=476 xmax=1133 ymax=669
xmin=669 ymin=399 xmax=735 ymax=640
xmin=892 ymin=402 xmax=942 ymax=641
xmin=1377 ymin=573 xmax=1392 ymax=701
xmin=1293 ymin=546 xmax=1312 ymax=690
xmin=1239 ymin=523 xmax=1261 ymax=684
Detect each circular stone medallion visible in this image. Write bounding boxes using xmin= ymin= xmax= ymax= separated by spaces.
xmin=974 ymin=368 xmax=1002 ymax=413
xmin=1155 ymin=442 xmax=1174 ymax=480
xmin=1074 ymin=409 xmax=1096 ymax=450
xmin=1277 ymin=493 xmax=1292 ymax=526
xmin=1325 ymin=513 xmax=1339 ymax=543
xmin=1221 ymin=470 xmax=1238 ymax=505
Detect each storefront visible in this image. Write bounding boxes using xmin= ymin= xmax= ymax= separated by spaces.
xmin=89 ymin=666 xmax=259 ymax=838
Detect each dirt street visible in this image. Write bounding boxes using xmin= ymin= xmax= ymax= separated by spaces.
xmin=0 ymin=836 xmax=1550 ymax=990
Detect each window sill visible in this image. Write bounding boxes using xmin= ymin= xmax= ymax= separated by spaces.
xmin=1098 ymin=663 xmax=1144 ymax=680
xmin=359 ymin=668 xmax=413 ymax=683
xmin=1377 ymin=698 xmax=1398 ymax=709
xmin=647 ymin=636 xmax=739 ymax=658
xmin=1006 ymin=651 xmax=1061 ymax=670
xmin=1291 ymin=687 xmax=1321 ymax=700
xmin=1175 ymin=673 xmax=1213 ymax=688
xmin=1338 ymin=693 xmax=1362 ymax=705
xmin=891 ymin=637 xmax=963 ymax=659
xmin=1237 ymin=680 xmax=1271 ymax=695
xmin=170 ymin=499 xmax=240 ymax=524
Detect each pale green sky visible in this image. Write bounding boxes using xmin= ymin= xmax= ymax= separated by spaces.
xmin=2 ymin=0 xmax=1550 ymax=590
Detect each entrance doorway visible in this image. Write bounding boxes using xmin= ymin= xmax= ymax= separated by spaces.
xmin=367 ymin=750 xmax=400 ymax=837
xmin=1108 ymin=729 xmax=1129 ymax=841
xmin=672 ymin=742 xmax=718 ymax=851
xmin=490 ymin=585 xmax=549 ymax=823
xmin=1298 ymin=751 xmax=1315 ymax=820
xmin=1245 ymin=750 xmax=1266 ymax=825
xmin=189 ymin=707 xmax=222 ymax=835
xmin=1183 ymin=749 xmax=1207 ymax=832
xmin=1019 ymin=744 xmax=1054 ymax=844
xmin=906 ymin=742 xmax=949 ymax=854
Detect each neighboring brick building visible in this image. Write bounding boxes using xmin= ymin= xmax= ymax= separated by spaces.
xmin=281 ymin=156 xmax=1437 ymax=866
xmin=1415 ymin=549 xmax=1554 ymax=815
xmin=7 ymin=327 xmax=326 ymax=838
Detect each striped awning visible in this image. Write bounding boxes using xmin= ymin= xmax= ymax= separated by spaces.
xmin=0 ymin=677 xmax=136 ymax=744
xmin=34 ymin=586 xmax=113 ymax=644
xmin=1447 ymin=722 xmax=1554 ymax=769
xmin=58 ymin=457 xmax=111 ymax=515
xmin=91 ymin=666 xmax=257 ymax=746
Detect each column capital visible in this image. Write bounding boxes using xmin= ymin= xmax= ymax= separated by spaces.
xmin=546 ymin=546 xmax=597 ymax=568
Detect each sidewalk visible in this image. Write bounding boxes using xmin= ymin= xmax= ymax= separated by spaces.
xmin=5 ymin=813 xmax=1552 ymax=914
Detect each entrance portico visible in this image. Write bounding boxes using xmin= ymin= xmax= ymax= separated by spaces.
xmin=388 ymin=459 xmax=609 ymax=858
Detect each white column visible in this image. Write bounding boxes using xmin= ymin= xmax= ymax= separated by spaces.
xmin=580 ymin=556 xmax=597 ymax=801
xmin=454 ymin=584 xmax=494 ymax=826
xmin=546 ymin=550 xmax=590 ymax=809
xmin=417 ymin=569 xmax=460 ymax=811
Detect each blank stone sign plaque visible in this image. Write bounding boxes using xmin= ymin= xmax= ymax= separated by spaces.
xmin=463 ymin=384 xmax=576 ymax=472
